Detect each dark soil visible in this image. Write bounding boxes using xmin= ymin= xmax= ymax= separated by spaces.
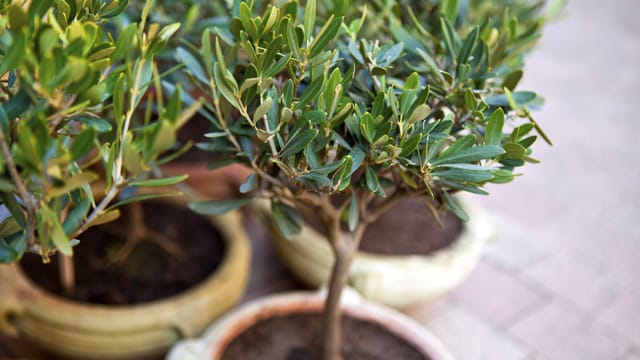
xmin=303 ymin=197 xmax=463 ymax=256
xmin=221 ymin=312 xmax=429 ymax=360
xmin=359 ymin=197 xmax=463 ymax=255
xmin=175 ymin=113 xmax=214 ymax=163
xmin=19 ymin=201 xmax=226 ymax=305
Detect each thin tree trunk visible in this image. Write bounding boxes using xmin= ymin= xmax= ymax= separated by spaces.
xmin=322 ymin=229 xmax=365 ymax=360
xmin=59 ymin=253 xmax=75 ymax=295
xmin=58 ymin=207 xmax=75 ymax=294
xmin=322 ymin=241 xmax=352 ymax=360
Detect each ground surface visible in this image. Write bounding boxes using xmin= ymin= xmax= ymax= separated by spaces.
xmin=401 ymin=1 xmax=640 ymax=359
xmin=2 ymin=0 xmax=639 ymax=358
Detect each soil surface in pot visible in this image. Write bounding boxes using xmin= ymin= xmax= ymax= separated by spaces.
xmin=19 ymin=201 xmax=226 ymax=305
xmin=359 ymin=197 xmax=463 ymax=255
xmin=221 ymin=312 xmax=429 ymax=360
xmin=175 ymin=113 xmax=212 ymax=162
xmin=304 ymin=197 xmax=463 ymax=256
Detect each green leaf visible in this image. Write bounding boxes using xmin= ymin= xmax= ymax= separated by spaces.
xmin=407 ymin=104 xmax=431 ymax=125
xmin=281 ymin=127 xmax=319 ymax=158
xmin=130 ymin=175 xmax=188 ymax=187
xmin=434 ymin=145 xmax=505 ymax=165
xmin=101 ymin=0 xmax=130 ymax=18
xmin=443 ymin=192 xmax=469 ymax=222
xmin=239 ymin=173 xmax=257 ymax=194
xmin=271 ymin=201 xmax=302 ymax=240
xmin=8 ymin=4 xmax=28 ymax=31
xmin=364 ymin=166 xmax=380 ymax=194
xmin=62 ymin=197 xmax=91 ymax=235
xmin=400 ymin=132 xmax=422 ymax=158
xmin=486 ymin=90 xmax=537 ymax=108
xmin=439 ymin=134 xmax=476 ymax=160
xmin=304 ymin=0 xmax=317 ymax=42
xmin=0 ymin=31 xmax=26 ymax=74
xmin=189 ymin=198 xmax=251 ymax=215
xmin=416 ymin=48 xmax=445 ymax=84
xmin=432 ymin=168 xmax=494 ymax=182
xmin=0 ymin=179 xmax=15 ymax=192
xmin=502 ymin=70 xmax=523 ymax=91
xmin=308 ymin=16 xmax=343 ymax=59
xmin=440 ymin=0 xmax=460 ymax=23
xmin=360 ymin=113 xmax=375 ymax=143
xmin=70 ymin=127 xmax=96 ymax=161
xmin=348 ymin=191 xmax=359 ymax=232
xmin=294 ymin=75 xmax=324 ymax=111
xmin=440 ymin=18 xmax=457 ymax=60
xmin=503 ymin=142 xmax=527 ymax=159
xmin=457 ymin=26 xmax=478 ymax=68
xmin=390 ymin=17 xmax=423 ymax=55
xmin=39 ymin=205 xmax=72 ymax=255
xmin=484 ymin=108 xmax=504 ymax=146
xmin=254 ymin=97 xmax=274 ymax=125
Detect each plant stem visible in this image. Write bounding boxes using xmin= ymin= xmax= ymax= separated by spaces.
xmin=58 ymin=253 xmax=75 ymax=295
xmin=322 ymin=200 xmax=367 ymax=360
xmin=0 ymin=124 xmax=37 ymax=250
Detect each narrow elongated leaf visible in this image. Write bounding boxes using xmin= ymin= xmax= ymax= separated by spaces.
xmin=295 ymin=75 xmax=324 ymax=111
xmin=348 ymin=192 xmax=359 ymax=231
xmin=239 ymin=173 xmax=257 ymax=194
xmin=484 ymin=109 xmax=504 ymax=146
xmin=0 ymin=29 xmax=26 ymax=74
xmin=432 ymin=168 xmax=494 ymax=182
xmin=304 ymin=0 xmax=316 ymax=42
xmin=189 ymin=198 xmax=251 ymax=215
xmin=308 ymin=16 xmax=343 ymax=59
xmin=130 ymin=175 xmax=188 ymax=187
xmin=440 ymin=0 xmax=460 ymax=23
xmin=443 ymin=192 xmax=469 ymax=221
xmin=271 ymin=201 xmax=302 ymax=240
xmin=364 ymin=166 xmax=379 ymax=193
xmin=280 ymin=127 xmax=319 ymax=158
xmin=62 ymin=198 xmax=91 ymax=235
xmin=439 ymin=134 xmax=476 ymax=160
xmin=434 ymin=145 xmax=505 ymax=165
xmin=70 ymin=128 xmax=96 ymax=161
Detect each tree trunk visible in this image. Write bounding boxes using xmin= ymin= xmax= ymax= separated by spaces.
xmin=322 ymin=232 xmax=360 ymax=360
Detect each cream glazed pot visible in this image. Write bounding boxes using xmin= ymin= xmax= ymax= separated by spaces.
xmin=0 ymin=199 xmax=251 ymax=360
xmin=256 ymin=193 xmax=496 ymax=308
xmin=167 ymin=289 xmax=454 ymax=360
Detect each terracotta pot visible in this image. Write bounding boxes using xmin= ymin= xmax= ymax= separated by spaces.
xmin=167 ymin=289 xmax=453 ymax=360
xmin=255 ymin=194 xmax=496 ymax=308
xmin=162 ymin=162 xmax=252 ymax=200
xmin=0 ymin=196 xmax=251 ymax=359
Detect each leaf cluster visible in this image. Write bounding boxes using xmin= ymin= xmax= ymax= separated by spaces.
xmin=0 ymin=0 xmax=193 ymax=262
xmin=185 ymin=0 xmax=551 ymax=235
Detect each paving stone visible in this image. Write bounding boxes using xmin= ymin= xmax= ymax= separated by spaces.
xmin=595 ymin=294 xmax=640 ymax=349
xmin=483 ymin=213 xmax=552 ymax=272
xmin=411 ymin=301 xmax=530 ymax=360
xmin=509 ymin=302 xmax=631 ymax=360
xmin=521 ymin=252 xmax=625 ymax=316
xmin=450 ymin=260 xmax=548 ymax=328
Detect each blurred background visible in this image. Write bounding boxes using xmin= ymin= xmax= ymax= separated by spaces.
xmin=403 ymin=0 xmax=640 ymax=358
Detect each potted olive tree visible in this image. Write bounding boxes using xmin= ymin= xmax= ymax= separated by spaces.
xmin=251 ymin=0 xmax=552 ymax=308
xmin=0 ymin=1 xmax=249 ymax=358
xmin=173 ymin=0 xmax=550 ymax=358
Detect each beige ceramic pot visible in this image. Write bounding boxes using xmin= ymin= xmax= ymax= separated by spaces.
xmin=256 ymin=194 xmax=495 ymax=308
xmin=167 ymin=289 xmax=453 ymax=360
xmin=0 ymin=199 xmax=251 ymax=359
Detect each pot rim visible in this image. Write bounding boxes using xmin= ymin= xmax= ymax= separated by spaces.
xmin=1 ymin=193 xmax=249 ymax=313
xmin=169 ymin=290 xmax=454 ymax=360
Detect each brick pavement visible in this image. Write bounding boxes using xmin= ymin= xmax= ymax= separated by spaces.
xmin=405 ymin=0 xmax=640 ymax=358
